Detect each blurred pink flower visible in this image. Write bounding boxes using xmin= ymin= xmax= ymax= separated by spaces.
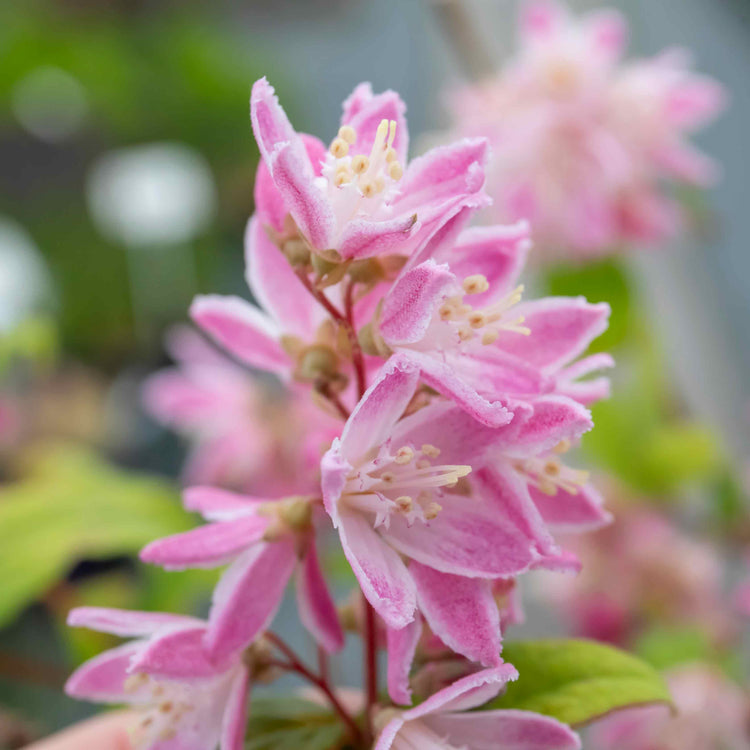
xmin=450 ymin=0 xmax=726 ymax=260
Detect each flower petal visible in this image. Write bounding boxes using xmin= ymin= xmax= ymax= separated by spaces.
xmin=380 ymin=260 xmax=456 ymax=346
xmin=385 ymin=493 xmax=542 ymax=578
xmin=529 ymin=482 xmax=612 ymax=532
xmin=338 ymin=509 xmax=416 ymax=629
xmin=411 ymin=563 xmax=502 ymax=667
xmin=337 ymin=212 xmax=419 ymax=260
xmin=140 ymin=516 xmax=270 ymax=571
xmin=65 ymin=642 xmax=142 ymax=703
xmin=183 ymin=487 xmax=267 ymax=522
xmin=250 ymin=78 xmax=334 ymax=249
xmin=499 ymin=298 xmax=610 ymax=373
xmin=205 ymin=540 xmax=297 ymax=662
xmin=67 ymin=607 xmax=199 ymax=638
xmin=190 ymin=295 xmax=289 ymax=376
xmin=296 ymin=542 xmax=345 ymax=654
xmin=403 ymin=664 xmax=518 ymax=720
xmin=428 ymin=709 xmax=581 ymax=750
xmin=554 ymin=352 xmax=614 ymax=405
xmin=221 ymin=666 xmax=251 ymax=750
xmin=386 ymin=616 xmax=422 ymax=705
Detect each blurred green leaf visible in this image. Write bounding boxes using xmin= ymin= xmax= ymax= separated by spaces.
xmin=634 ymin=626 xmax=714 ymax=671
xmin=486 ymin=639 xmax=671 ymax=727
xmin=0 ymin=443 xmax=193 ymax=627
xmin=245 ymin=697 xmax=346 ymax=750
xmin=0 ymin=317 xmax=58 ymax=373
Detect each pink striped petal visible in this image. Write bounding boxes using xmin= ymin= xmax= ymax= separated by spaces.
xmin=529 ymin=482 xmax=612 ymax=531
xmin=337 ymin=212 xmax=419 ymax=260
xmin=338 ymin=509 xmax=416 ymax=629
xmin=205 ymin=540 xmax=297 ymax=662
xmin=244 ymin=216 xmax=320 ymax=338
xmin=190 ymin=295 xmax=289 ymax=376
xmin=67 ymin=607 xmax=199 ymax=638
xmin=428 ymin=709 xmax=580 ymax=750
xmin=386 ymin=617 xmax=422 ymax=705
xmin=140 ymin=516 xmax=270 ymax=571
xmin=411 ymin=563 xmax=502 ymax=667
xmin=296 ymin=543 xmax=345 ymax=654
xmin=250 ymin=78 xmax=334 ymax=249
xmin=65 ymin=642 xmax=141 ymax=703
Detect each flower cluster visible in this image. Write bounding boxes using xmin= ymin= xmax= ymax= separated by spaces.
xmin=450 ymin=0 xmax=726 ymax=260
xmin=67 ymin=79 xmax=611 ymax=749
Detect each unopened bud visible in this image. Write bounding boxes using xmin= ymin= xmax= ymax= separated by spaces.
xmin=297 ymin=345 xmax=339 ymax=381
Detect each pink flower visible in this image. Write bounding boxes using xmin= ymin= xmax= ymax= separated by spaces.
xmin=375 ymin=665 xmax=580 ymax=750
xmin=321 ymin=356 xmax=597 ymax=634
xmin=65 ymin=607 xmax=250 ymax=750
xmin=251 ymin=77 xmax=489 ymax=262
xmin=450 ymin=0 xmax=726 ymax=260
xmin=143 ymin=326 xmax=339 ymax=494
xmin=140 ymin=487 xmax=343 ymax=662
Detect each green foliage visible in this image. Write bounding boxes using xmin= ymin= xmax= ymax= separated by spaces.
xmin=634 ymin=626 xmax=715 ymax=671
xmin=245 ymin=697 xmax=346 ymax=750
xmin=485 ymin=639 xmax=671 ymax=727
xmin=0 ymin=443 xmax=194 ymax=627
xmin=0 ymin=316 xmax=58 ymax=374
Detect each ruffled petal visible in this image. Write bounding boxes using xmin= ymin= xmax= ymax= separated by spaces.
xmin=337 ymin=212 xmax=419 ymax=260
xmin=205 ymin=540 xmax=297 ymax=662
xmin=411 ymin=563 xmax=502 ymax=667
xmin=250 ymin=78 xmax=334 ymax=249
xmin=190 ymin=295 xmax=289 ymax=376
xmin=338 ymin=509 xmax=416 ymax=629
xmin=140 ymin=516 xmax=270 ymax=571
xmin=296 ymin=542 xmax=345 ymax=653
xmin=529 ymin=482 xmax=612 ymax=532
xmin=386 ymin=616 xmax=422 ymax=705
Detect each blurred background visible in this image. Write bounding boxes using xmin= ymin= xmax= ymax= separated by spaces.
xmin=0 ymin=0 xmax=747 ymax=745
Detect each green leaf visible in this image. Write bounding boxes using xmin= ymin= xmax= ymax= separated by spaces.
xmin=0 ymin=443 xmax=193 ymax=627
xmin=245 ymin=697 xmax=346 ymax=750
xmin=486 ymin=639 xmax=671 ymax=727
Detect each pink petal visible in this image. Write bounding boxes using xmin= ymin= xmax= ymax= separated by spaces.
xmin=183 ymin=486 xmax=267 ymax=521
xmin=190 ymin=295 xmax=289 ymax=376
xmin=320 ymin=442 xmax=351 ymax=526
xmin=67 ymin=607 xmax=199 ymax=638
xmin=339 ymin=356 xmax=420 ymax=464
xmin=395 ymin=139 xmax=488 ymax=214
xmin=666 ymin=78 xmax=727 ymax=130
xmin=338 ymin=509 xmax=417 ymax=629
xmin=254 ymin=134 xmax=328 ymax=233
xmin=411 ymin=563 xmax=502 ymax=668
xmin=337 ymin=212 xmax=419 ymax=260
xmin=250 ymin=78 xmax=334 ymax=249
xmin=341 ymin=83 xmax=409 ymax=164
xmin=500 ymin=298 xmax=610 ymax=372
xmin=142 ymin=370 xmax=223 ymax=429
xmin=140 ymin=516 xmax=270 ymax=571
xmin=529 ymin=482 xmax=612 ymax=532
xmin=584 ymin=9 xmax=628 ymax=62
xmin=386 ymin=617 xmax=422 ymax=705
xmin=428 ymin=709 xmax=580 ymax=750
xmin=403 ymin=664 xmax=518 ymax=720
xmin=205 ymin=540 xmax=297 ymax=662
xmin=221 ymin=666 xmax=251 ymax=750
xmin=555 ymin=353 xmax=614 ymax=406
xmin=244 ymin=216 xmax=321 ymax=339
xmin=384 ymin=493 xmax=542 ymax=578
xmin=130 ymin=625 xmax=229 ymax=680
xmin=397 ymin=349 xmax=514 ymax=428
xmin=65 ymin=642 xmax=141 ymax=703
xmin=380 ymin=260 xmax=456 ymax=345
xmin=520 ymin=0 xmax=566 ymax=42
xmin=374 ymin=717 xmax=406 ymax=750
xmin=296 ymin=543 xmax=345 ymax=654
xmin=406 ymin=202 xmax=474 ymax=270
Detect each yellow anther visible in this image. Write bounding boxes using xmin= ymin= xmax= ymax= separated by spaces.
xmin=387 ymin=120 xmax=397 ymax=149
xmin=375 ymin=176 xmax=386 ymax=193
xmin=395 ymin=496 xmax=413 ymax=512
xmin=553 ymin=439 xmax=571 ymax=454
xmin=380 ymin=472 xmax=394 ymax=483
xmin=388 ymin=161 xmax=403 ymax=181
xmin=330 ymin=138 xmax=349 ymax=158
xmin=360 ymin=180 xmax=377 ymax=198
xmin=421 ymin=444 xmax=441 ymax=458
xmin=385 ymin=147 xmax=398 ymax=163
xmin=458 ymin=326 xmax=474 ymax=341
xmin=543 ymin=460 xmax=561 ymax=477
xmin=334 ymin=170 xmax=351 ymax=187
xmin=395 ymin=446 xmax=415 ymax=464
xmin=425 ymin=502 xmax=442 ymax=520
xmin=124 ymin=674 xmax=148 ymax=693
xmin=462 ymin=274 xmax=490 ymax=295
xmin=351 ymin=154 xmax=369 ymax=174
xmin=439 ymin=304 xmax=457 ymax=321
xmin=482 ymin=330 xmax=500 ymax=345
xmin=416 ymin=458 xmax=431 ymax=470
xmin=338 ymin=125 xmax=356 ymax=144
xmin=468 ymin=311 xmax=486 ymax=329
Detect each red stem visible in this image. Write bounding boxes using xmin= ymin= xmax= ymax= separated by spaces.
xmin=266 ymin=633 xmax=363 ymax=745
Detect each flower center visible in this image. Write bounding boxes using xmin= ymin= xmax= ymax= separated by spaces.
xmin=125 ymin=673 xmax=194 ymax=748
xmin=346 ymin=443 xmax=471 ymax=527
xmin=514 ymin=441 xmax=589 ymax=496
xmin=439 ymin=278 xmax=531 ymax=345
